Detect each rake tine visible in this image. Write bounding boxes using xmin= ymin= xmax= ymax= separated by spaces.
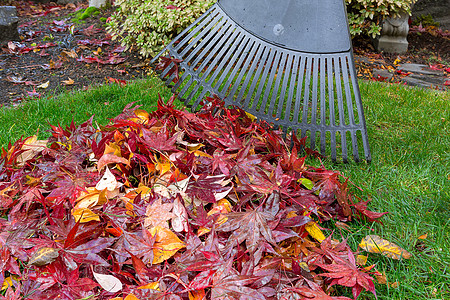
xmin=189 ymin=19 xmax=231 ymax=70
xmin=293 ymin=56 xmax=306 ymax=124
xmin=348 ymin=54 xmax=371 ymax=162
xmin=179 ymin=21 xmax=229 ymax=70
xmin=268 ymin=52 xmax=289 ymax=119
xmin=333 ymin=58 xmax=348 ymax=162
xmin=191 ymin=88 xmax=210 ymax=111
xmin=209 ymin=29 xmax=244 ymax=92
xmin=275 ymin=53 xmax=293 ymax=121
xmin=185 ymin=82 xmax=203 ymax=106
xmin=236 ymin=44 xmax=265 ymax=106
xmin=160 ymin=61 xmax=176 ymax=80
xmin=328 ymin=57 xmax=337 ymax=161
xmin=334 ymin=57 xmax=345 ymax=127
xmin=319 ymin=57 xmax=327 ymax=155
xmin=195 ymin=25 xmax=236 ymax=82
xmin=341 ymin=55 xmax=360 ymax=162
xmin=242 ymin=45 xmax=268 ymax=110
xmin=221 ymin=37 xmax=254 ymax=98
xmin=178 ymin=74 xmax=195 ymax=101
xmin=302 ymin=56 xmax=313 ymax=127
xmin=227 ymin=40 xmax=259 ymax=103
xmin=177 ymin=12 xmax=224 ymax=58
xmin=311 ymin=56 xmax=319 ymax=127
xmin=282 ymin=54 xmax=299 ymax=122
xmin=249 ymin=48 xmax=275 ymax=111
xmin=213 ymin=32 xmax=248 ymax=96
xmin=259 ymin=50 xmax=282 ymax=114
xmin=172 ymin=67 xmax=191 ymax=91
xmin=150 ymin=6 xmax=218 ymax=65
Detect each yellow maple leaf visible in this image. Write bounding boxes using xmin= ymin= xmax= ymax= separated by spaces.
xmin=189 ymin=289 xmax=206 ymax=300
xmin=359 ymin=235 xmax=412 ymax=259
xmin=417 ymin=233 xmax=428 ymax=240
xmin=72 ymin=207 xmax=100 ymax=223
xmin=1 ymin=275 xmax=20 ymax=291
xmin=74 ymin=187 xmax=107 ymax=210
xmin=104 ymin=142 xmax=122 ymax=156
xmin=198 ymin=199 xmax=232 ymax=236
xmin=137 ymin=282 xmax=159 ymax=290
xmin=148 ymin=226 xmax=185 ymax=264
xmin=356 ymin=254 xmax=368 ymax=266
xmin=130 ymin=109 xmax=150 ymax=124
xmin=124 ymin=294 xmax=140 ymax=300
xmin=155 ymin=157 xmax=172 ymax=175
xmin=305 ymin=221 xmax=326 ymax=243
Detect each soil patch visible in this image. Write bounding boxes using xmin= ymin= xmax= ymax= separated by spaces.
xmin=0 ymin=0 xmax=152 ymax=105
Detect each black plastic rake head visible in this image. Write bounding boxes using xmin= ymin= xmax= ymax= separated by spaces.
xmin=151 ymin=0 xmax=371 ymax=163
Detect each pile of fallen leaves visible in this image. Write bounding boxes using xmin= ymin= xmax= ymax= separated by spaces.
xmin=0 ymin=96 xmax=393 ymax=299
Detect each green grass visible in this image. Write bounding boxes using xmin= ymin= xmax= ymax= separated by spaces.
xmin=0 ymin=77 xmax=175 ymax=147
xmin=0 ymin=78 xmax=449 ymax=299
xmin=313 ymin=81 xmax=450 ymax=299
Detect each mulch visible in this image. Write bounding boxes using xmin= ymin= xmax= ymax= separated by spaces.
xmin=0 ymin=0 xmax=449 ymax=106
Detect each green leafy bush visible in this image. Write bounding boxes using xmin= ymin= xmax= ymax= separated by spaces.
xmin=346 ymin=0 xmax=416 ymax=38
xmin=106 ymin=0 xmax=215 ymax=57
xmin=106 ymin=0 xmax=415 ymax=56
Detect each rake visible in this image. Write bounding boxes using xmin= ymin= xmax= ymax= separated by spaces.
xmin=150 ymin=0 xmax=371 ymax=162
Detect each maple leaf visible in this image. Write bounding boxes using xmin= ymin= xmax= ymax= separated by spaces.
xmin=154 ymin=56 xmax=182 ymax=83
xmin=83 ymin=25 xmax=100 ymax=37
xmin=144 ymin=197 xmax=175 ymax=229
xmin=0 ymin=95 xmax=384 ymax=299
xmin=283 ymin=279 xmax=352 ymax=300
xmin=123 ymin=229 xmax=156 ymax=264
xmin=148 ymin=226 xmax=185 ymax=264
xmin=218 ymin=209 xmax=276 ymax=254
xmin=41 ymin=59 xmax=63 ymax=70
xmin=351 ymin=200 xmax=388 ymax=223
xmin=77 ymin=39 xmax=110 ymax=46
xmin=186 ymin=174 xmax=231 ymax=204
xmin=317 ymin=249 xmax=376 ymax=300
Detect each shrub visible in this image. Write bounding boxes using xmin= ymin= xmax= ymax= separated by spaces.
xmin=106 ymin=0 xmax=215 ymax=57
xmin=106 ymin=0 xmax=416 ymax=56
xmin=346 ymin=0 xmax=416 ymax=38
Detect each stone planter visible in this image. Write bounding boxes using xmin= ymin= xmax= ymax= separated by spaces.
xmin=373 ymin=10 xmax=410 ymax=53
xmin=0 ymin=6 xmax=19 ymax=44
xmin=89 ymin=0 xmax=107 ymax=8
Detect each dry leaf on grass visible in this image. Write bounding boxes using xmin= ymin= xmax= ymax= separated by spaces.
xmin=359 ymin=235 xmax=412 ymax=259
xmin=37 ymin=81 xmax=49 ymax=89
xmin=62 ymin=77 xmax=74 ymax=85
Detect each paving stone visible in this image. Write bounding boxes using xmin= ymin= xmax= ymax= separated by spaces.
xmin=397 ymin=63 xmax=445 ymax=76
xmin=401 ymin=75 xmax=447 ymax=90
xmin=0 ymin=6 xmax=19 ymax=44
xmin=372 ymin=68 xmax=394 ymax=81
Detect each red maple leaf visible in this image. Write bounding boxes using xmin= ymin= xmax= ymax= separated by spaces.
xmin=317 ymin=249 xmax=377 ymax=300
xmin=352 ymin=200 xmax=388 ymax=223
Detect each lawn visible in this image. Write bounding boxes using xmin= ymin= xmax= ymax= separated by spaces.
xmin=0 ymin=78 xmax=449 ymax=299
